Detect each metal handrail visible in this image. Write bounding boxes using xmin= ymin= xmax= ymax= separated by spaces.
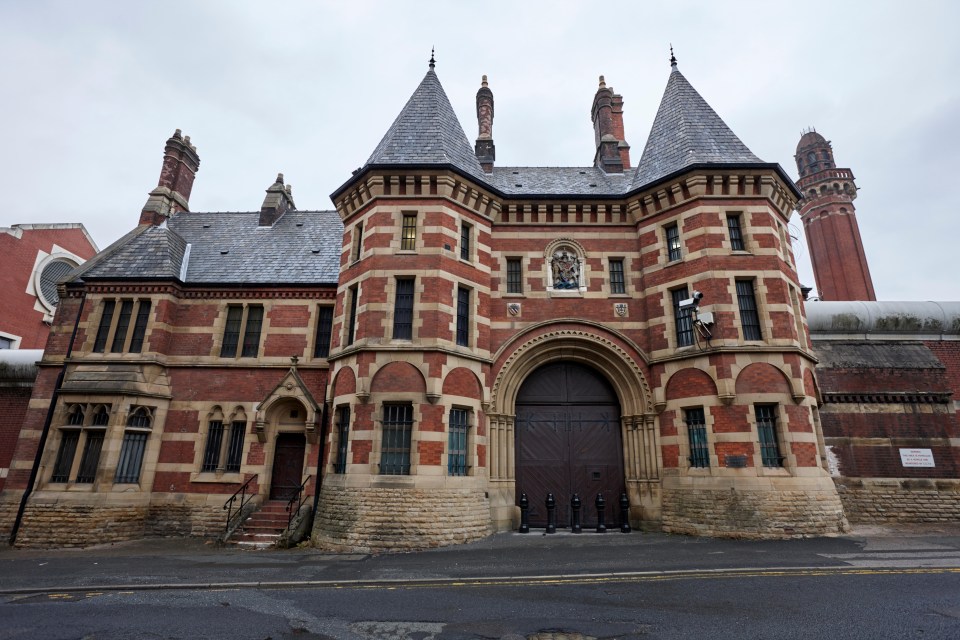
xmin=285 ymin=475 xmax=312 ymax=530
xmin=223 ymin=473 xmax=258 ymax=534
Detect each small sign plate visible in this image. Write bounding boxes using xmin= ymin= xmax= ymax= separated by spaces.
xmin=899 ymin=448 xmax=935 ymax=468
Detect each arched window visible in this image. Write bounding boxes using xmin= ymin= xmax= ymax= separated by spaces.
xmin=115 ymin=407 xmax=153 ymax=483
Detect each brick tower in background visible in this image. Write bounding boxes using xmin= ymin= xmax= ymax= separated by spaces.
xmin=795 ymin=130 xmax=876 ymax=301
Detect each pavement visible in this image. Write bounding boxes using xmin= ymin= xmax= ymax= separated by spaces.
xmin=2 ymin=522 xmax=960 ymax=595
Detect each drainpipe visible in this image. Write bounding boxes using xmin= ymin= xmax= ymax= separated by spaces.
xmin=9 ymin=292 xmax=86 ymax=545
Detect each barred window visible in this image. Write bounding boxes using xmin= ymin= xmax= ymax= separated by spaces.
xmin=201 ymin=409 xmax=246 ymax=473
xmin=393 ymin=278 xmax=414 ymax=340
xmin=114 ymin=407 xmax=152 ymax=484
xmin=506 ymin=258 xmax=523 ymax=294
xmin=201 ymin=420 xmax=224 ymax=472
xmin=736 ymin=280 xmax=763 ymax=340
xmin=51 ymin=403 xmax=110 ymax=484
xmin=334 ymin=405 xmax=350 ymax=474
xmin=75 ymin=432 xmax=104 ymax=483
xmin=400 ymin=214 xmax=417 ymax=251
xmin=220 ymin=305 xmax=264 ymax=358
xmin=51 ymin=431 xmax=80 ymax=483
xmin=380 ymin=404 xmax=412 ymax=475
xmin=609 ymin=259 xmax=625 ymax=294
xmin=685 ymin=407 xmax=709 ymax=468
xmin=314 ymin=306 xmax=334 ymax=358
xmin=756 ymin=405 xmax=783 ymax=467
xmin=448 ymin=408 xmax=469 ymax=476
xmin=460 ymin=221 xmax=472 ymax=261
xmin=456 ymin=286 xmax=470 ymax=347
xmin=666 ymin=223 xmax=682 ymax=262
xmin=727 ymin=214 xmax=745 ymax=251
xmin=672 ymin=287 xmax=694 ymax=348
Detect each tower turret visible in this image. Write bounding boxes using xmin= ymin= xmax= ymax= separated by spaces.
xmin=795 ymin=130 xmax=876 ymax=301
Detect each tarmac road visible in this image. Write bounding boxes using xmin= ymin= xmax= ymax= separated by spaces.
xmin=1 ymin=524 xmax=959 ymax=639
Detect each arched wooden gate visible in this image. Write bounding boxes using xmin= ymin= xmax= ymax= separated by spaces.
xmin=515 ymin=361 xmax=624 ymax=528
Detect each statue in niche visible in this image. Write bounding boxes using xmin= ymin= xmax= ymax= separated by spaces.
xmin=551 ymin=248 xmax=580 ymax=290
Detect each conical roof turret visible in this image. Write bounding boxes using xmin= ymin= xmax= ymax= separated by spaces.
xmin=364 ymin=64 xmax=485 ymax=181
xmin=632 ymin=61 xmax=763 ymax=189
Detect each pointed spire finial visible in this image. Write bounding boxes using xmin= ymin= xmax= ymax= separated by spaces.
xmin=670 ymin=44 xmax=677 ymax=67
xmin=429 ymin=46 xmax=435 ymax=69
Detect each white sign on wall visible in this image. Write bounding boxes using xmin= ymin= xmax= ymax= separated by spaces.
xmin=899 ymin=448 xmax=935 ymax=468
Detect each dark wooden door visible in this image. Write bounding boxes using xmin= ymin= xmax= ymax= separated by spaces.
xmin=270 ymin=433 xmax=306 ymax=500
xmin=515 ymin=361 xmax=623 ymax=528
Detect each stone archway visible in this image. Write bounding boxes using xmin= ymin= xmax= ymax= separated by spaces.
xmin=486 ymin=326 xmax=658 ymax=531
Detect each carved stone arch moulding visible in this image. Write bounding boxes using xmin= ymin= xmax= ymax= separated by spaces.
xmin=255 ymin=369 xmax=321 ymax=443
xmin=490 ymin=328 xmax=652 ymax=416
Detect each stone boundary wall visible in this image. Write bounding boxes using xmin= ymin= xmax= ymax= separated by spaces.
xmin=9 ymin=499 xmax=224 ymax=548
xmin=836 ymin=478 xmax=960 ymax=523
xmin=661 ymin=484 xmax=848 ymax=538
xmin=313 ymin=486 xmax=491 ymax=553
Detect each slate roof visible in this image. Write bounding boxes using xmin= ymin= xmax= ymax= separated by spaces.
xmin=347 ymin=63 xmax=776 ymax=199
xmin=76 ymin=210 xmax=343 ymax=285
xmin=487 ymin=166 xmax=633 ymax=196
xmin=365 ymin=68 xmax=486 ymax=181
xmin=813 ymin=342 xmax=945 ymax=370
xmin=632 ymin=64 xmax=764 ymax=189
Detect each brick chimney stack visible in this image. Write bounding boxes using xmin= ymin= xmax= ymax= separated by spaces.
xmin=139 ymin=129 xmax=201 ymax=225
xmin=259 ymin=173 xmax=296 ymax=227
xmin=475 ymin=75 xmax=496 ymax=173
xmin=591 ymin=76 xmax=630 ymax=173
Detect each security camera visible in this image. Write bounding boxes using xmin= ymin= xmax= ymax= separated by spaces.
xmin=679 ymin=291 xmax=703 ymax=309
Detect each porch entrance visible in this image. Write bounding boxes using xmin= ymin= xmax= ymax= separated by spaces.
xmin=515 ymin=361 xmax=624 ymax=528
xmin=269 ymin=432 xmax=306 ymax=500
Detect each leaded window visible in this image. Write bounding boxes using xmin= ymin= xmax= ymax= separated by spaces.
xmin=314 ymin=306 xmax=334 ymax=358
xmin=685 ymin=407 xmax=709 ymax=468
xmin=380 ymin=404 xmax=412 ymax=475
xmin=93 ymin=299 xmax=151 ymax=354
xmin=448 ymin=408 xmax=469 ymax=476
xmin=346 ymin=285 xmax=358 ymax=345
xmin=737 ymin=280 xmax=763 ymax=340
xmin=460 ymin=221 xmax=472 ymax=261
xmin=393 ymin=278 xmax=415 ymax=340
xmin=672 ymin=287 xmax=694 ymax=348
xmin=756 ymin=405 xmax=783 ymax=467
xmin=506 ymin=258 xmax=523 ymax=294
xmin=76 ymin=432 xmax=104 ymax=483
xmin=400 ymin=214 xmax=417 ymax=251
xmin=220 ymin=305 xmax=264 ymax=358
xmin=456 ymin=286 xmax=470 ymax=347
xmin=609 ymin=259 xmax=625 ymax=294
xmin=334 ymin=405 xmax=350 ymax=474
xmin=666 ymin=223 xmax=682 ymax=262
xmin=727 ymin=214 xmax=745 ymax=251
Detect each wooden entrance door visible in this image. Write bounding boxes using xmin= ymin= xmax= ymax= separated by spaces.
xmin=515 ymin=361 xmax=623 ymax=528
xmin=270 ymin=433 xmax=306 ymax=500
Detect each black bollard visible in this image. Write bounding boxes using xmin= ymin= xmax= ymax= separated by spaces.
xmin=518 ymin=492 xmax=530 ymax=533
xmin=595 ymin=493 xmax=607 ymax=533
xmin=570 ymin=493 xmax=582 ymax=534
xmin=545 ymin=493 xmax=557 ymax=534
xmin=619 ymin=491 xmax=631 ymax=533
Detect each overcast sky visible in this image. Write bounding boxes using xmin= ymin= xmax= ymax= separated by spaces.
xmin=2 ymin=1 xmax=957 ymax=301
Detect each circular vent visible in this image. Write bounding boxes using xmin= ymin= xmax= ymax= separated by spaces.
xmin=37 ymin=259 xmax=77 ymax=310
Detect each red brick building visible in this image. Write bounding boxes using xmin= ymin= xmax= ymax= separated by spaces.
xmin=0 ymin=56 xmax=884 ymax=548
